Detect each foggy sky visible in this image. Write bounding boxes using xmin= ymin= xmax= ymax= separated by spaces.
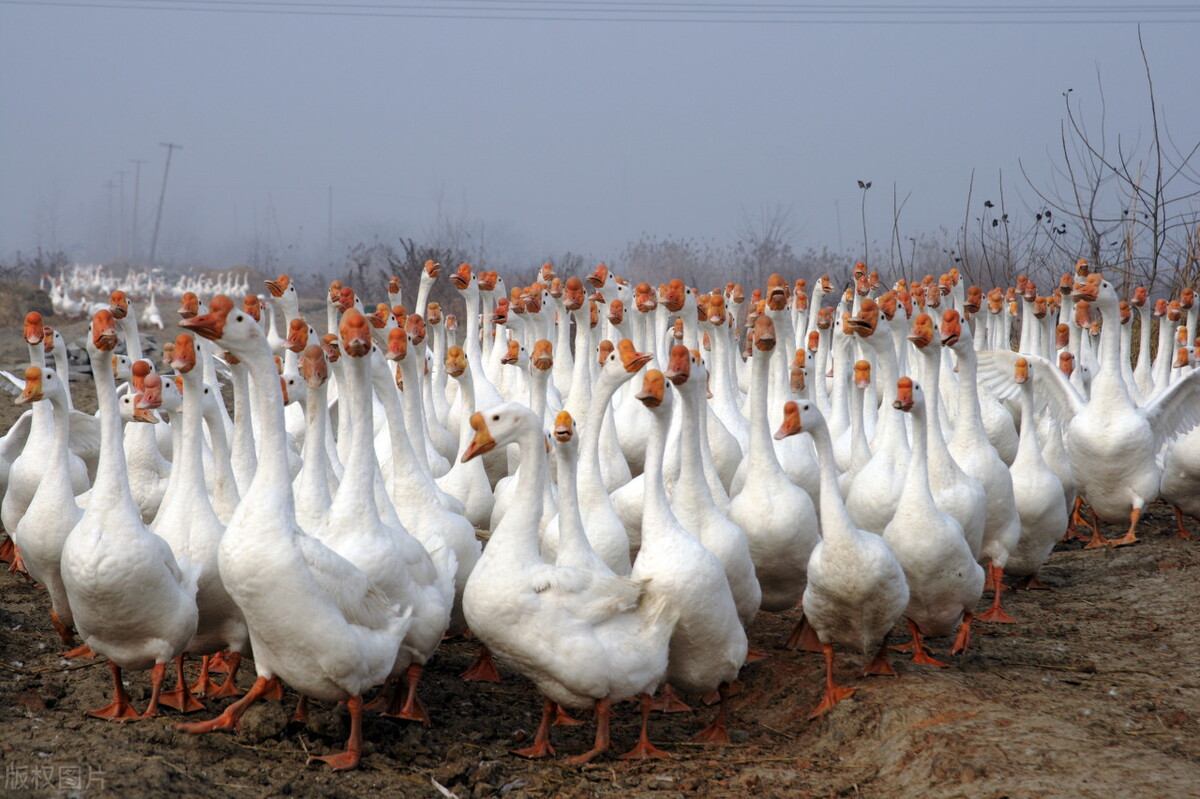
xmin=2 ymin=2 xmax=1198 ymax=275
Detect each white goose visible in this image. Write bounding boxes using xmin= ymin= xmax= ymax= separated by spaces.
xmin=150 ymin=333 xmax=249 ymax=708
xmin=1004 ymin=357 xmax=1070 ymax=588
xmin=979 ymin=273 xmax=1200 ymax=547
xmin=728 ymin=315 xmax=818 ymax=612
xmin=10 ymin=365 xmax=84 ymax=649
xmin=631 ymin=369 xmax=747 ymax=743
xmin=460 ymin=403 xmax=676 ymax=762
xmin=60 ymin=310 xmax=200 ymax=720
xmin=883 ymin=377 xmax=984 ymax=667
xmin=775 ymin=399 xmax=908 ymax=717
xmin=178 ymin=296 xmax=412 ymax=771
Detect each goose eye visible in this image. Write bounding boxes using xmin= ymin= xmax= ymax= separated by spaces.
xmin=492 ymin=414 xmax=500 ymax=421
xmin=236 ymin=314 xmax=244 ymax=322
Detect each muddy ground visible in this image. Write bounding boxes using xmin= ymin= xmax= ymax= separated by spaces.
xmin=1 ymin=315 xmax=1198 ymax=799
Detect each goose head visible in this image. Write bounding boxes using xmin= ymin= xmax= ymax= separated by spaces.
xmin=1014 ymin=357 xmax=1030 ymax=385
xmin=766 ymin=274 xmax=789 ymax=310
xmin=385 ymin=327 xmax=408 ymax=362
xmin=664 ymin=343 xmax=692 ymax=387
xmin=340 ymin=309 xmax=372 ymax=358
xmin=426 ymin=302 xmax=443 ymax=326
xmin=286 ymin=317 xmax=310 ymax=351
xmin=964 ymin=286 xmax=983 ymax=314
xmin=844 ymin=298 xmax=880 ymax=338
xmin=23 ymin=311 xmax=44 ymax=346
xmin=477 ymin=270 xmax=499 ymax=293
xmin=587 ymin=263 xmax=609 ymax=290
xmin=120 ymin=392 xmax=159 ymax=424
xmin=300 ymin=344 xmax=329 ymax=389
xmin=178 ymin=292 xmax=200 ymax=319
xmin=1058 ymin=350 xmax=1075 ymax=378
xmin=445 ymin=346 xmax=468 ymax=378
xmin=562 ymin=277 xmax=586 ymax=311
xmin=136 ymin=368 xmax=164 ymax=411
xmin=892 ymin=376 xmax=922 ymax=413
xmin=264 ymin=273 xmax=292 ymax=298
xmin=908 ymin=313 xmax=936 ymax=349
xmin=854 ymin=359 xmax=872 ymax=389
xmin=607 ymin=299 xmax=625 ymax=326
xmin=109 ymin=290 xmax=130 ymax=320
xmin=180 ymin=295 xmax=263 ymax=360
xmin=531 ymin=339 xmax=553 ymax=372
xmin=661 ymin=279 xmax=686 ymax=313
xmin=790 ymin=350 xmax=806 ymax=394
xmin=14 ymin=365 xmax=45 ymax=405
xmin=752 ymin=315 xmax=777 ymax=352
xmin=423 ymin=259 xmax=441 ymax=281
xmin=451 ymin=263 xmax=473 ymax=291
xmin=242 ymin=294 xmax=262 ymax=323
xmin=610 ymin=339 xmax=652 ymax=377
xmin=500 ymin=340 xmax=524 ymax=367
xmin=553 ymin=410 xmax=575 ymax=443
xmin=461 ymin=403 xmax=537 ymax=462
xmin=1131 ymin=286 xmax=1149 ymax=307
xmin=170 ymin=333 xmax=197 ymax=374
xmin=1072 ymin=273 xmax=1114 ymax=305
xmin=635 ymin=368 xmax=671 ymax=413
xmin=774 ymin=398 xmax=824 ymax=439
xmin=939 ymin=309 xmax=966 ymax=350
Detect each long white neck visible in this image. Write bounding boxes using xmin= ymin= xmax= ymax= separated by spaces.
xmin=487 ymin=419 xmax=547 ymax=564
xmin=236 ymin=334 xmax=295 ymax=509
xmin=806 ymin=411 xmax=855 ymax=540
xmin=330 ymin=351 xmax=380 ymax=520
xmin=296 ymin=379 xmax=333 ymax=513
xmin=86 ymin=345 xmax=141 ymax=519
xmin=747 ymin=347 xmax=783 ymax=473
xmin=640 ymin=397 xmax=681 ymax=538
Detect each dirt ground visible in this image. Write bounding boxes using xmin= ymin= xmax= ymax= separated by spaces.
xmin=1 ymin=315 xmax=1199 ymax=799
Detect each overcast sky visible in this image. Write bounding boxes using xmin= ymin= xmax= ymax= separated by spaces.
xmin=2 ymin=1 xmax=1198 ymax=274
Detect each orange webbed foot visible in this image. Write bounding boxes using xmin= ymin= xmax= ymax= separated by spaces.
xmin=651 ymin=684 xmax=692 ymax=713
xmin=461 ymin=646 xmax=501 ymax=682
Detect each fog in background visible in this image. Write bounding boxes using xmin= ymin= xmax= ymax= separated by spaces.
xmin=2 ymin=1 xmax=1198 ymax=281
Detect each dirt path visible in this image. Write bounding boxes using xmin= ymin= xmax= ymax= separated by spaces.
xmin=1 ymin=319 xmax=1199 ymax=798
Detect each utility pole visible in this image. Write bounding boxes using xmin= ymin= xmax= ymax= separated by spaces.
xmin=148 ymin=142 xmax=182 ymax=266
xmin=104 ymin=179 xmax=115 ymax=259
xmin=118 ymin=170 xmax=127 ymax=262
xmin=130 ymin=159 xmax=146 ymax=265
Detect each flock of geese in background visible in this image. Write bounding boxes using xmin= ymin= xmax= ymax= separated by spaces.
xmin=4 ymin=260 xmax=1200 ymax=769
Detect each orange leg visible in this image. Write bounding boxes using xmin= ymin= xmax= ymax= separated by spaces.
xmin=512 ymin=698 xmax=556 ymax=758
xmin=690 ymin=682 xmax=734 ymax=744
xmin=703 ymin=679 xmax=743 ymax=705
xmin=651 ymin=683 xmax=692 ymax=713
xmin=784 ymin=614 xmax=823 ymax=652
xmin=976 ymin=564 xmax=1017 ymax=624
xmin=7 ymin=547 xmax=31 ymax=581
xmin=291 ymin=694 xmax=310 ymax=724
xmin=461 ymin=645 xmax=501 ymax=682
xmin=206 ymin=649 xmax=230 ymax=674
xmin=140 ymin=662 xmax=168 ymax=719
xmin=809 ymin=643 xmax=857 ymax=719
xmin=211 ymin=652 xmax=243 ymax=698
xmin=1174 ymin=506 xmax=1193 ymax=540
xmin=566 ymin=698 xmax=612 ymax=764
xmin=158 ymin=654 xmax=205 ymax=713
xmin=1070 ymin=496 xmax=1090 ymax=530
xmin=553 ymin=701 xmax=584 ymax=727
xmin=744 ymin=647 xmax=770 ymax=664
xmin=1107 ymin=507 xmax=1142 ymax=548
xmin=1083 ymin=508 xmax=1109 ymax=549
xmin=364 ymin=677 xmax=398 ymax=712
xmin=0 ymin=535 xmax=15 ymax=564
xmin=60 ymin=642 xmax=96 ymax=659
xmin=188 ymin=654 xmax=222 ymax=698
xmin=861 ymin=640 xmax=897 ymax=677
xmin=175 ymin=676 xmax=280 ymax=734
xmin=902 ymin=619 xmax=948 ymax=668
xmin=307 ymin=695 xmax=363 ymax=771
xmin=950 ymin=613 xmax=974 ymax=656
xmin=87 ymin=662 xmax=140 ymax=721
xmin=262 ymin=676 xmax=284 ymax=702
xmin=49 ymin=609 xmax=76 ymax=647
xmin=383 ymin=663 xmax=431 ymax=727
xmin=618 ymin=693 xmax=671 ymax=760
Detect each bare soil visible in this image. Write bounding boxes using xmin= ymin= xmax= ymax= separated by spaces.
xmin=1 ymin=316 xmax=1198 ymax=799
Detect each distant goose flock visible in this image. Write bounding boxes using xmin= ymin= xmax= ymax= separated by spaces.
xmin=3 ymin=258 xmax=1200 ymax=769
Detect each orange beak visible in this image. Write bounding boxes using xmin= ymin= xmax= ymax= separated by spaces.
xmin=636 ymin=369 xmax=665 ymax=407
xmin=664 ymin=344 xmax=691 ymax=385
xmin=109 ymin=290 xmax=129 ymax=320
xmin=461 ymin=412 xmax=497 ymax=462
xmin=15 ymin=366 xmax=43 ymax=405
xmin=138 ymin=373 xmax=163 ymax=409
xmin=553 ymin=410 xmax=574 ymax=442
xmin=265 ymin=274 xmax=290 ymax=297
xmin=501 ymin=340 xmax=520 ymax=365
xmin=445 ymin=346 xmax=468 ymax=377
xmin=940 ymin=310 xmax=962 ymax=347
xmin=340 ymin=310 xmax=372 ymax=357
xmin=385 ymin=328 xmax=407 ymax=361
xmin=92 ymin=310 xmax=119 ymax=351
xmin=130 ymin=397 xmax=159 ymax=424
xmin=287 ymin=318 xmax=310 ymax=351
xmin=618 ymin=340 xmax=653 ymax=373
xmin=908 ymin=314 xmax=935 ymax=348
xmin=854 ymin=360 xmax=871 ymax=389
xmin=170 ymin=334 xmax=197 ymax=373
xmin=452 ymin=264 xmax=472 ymax=290
xmin=773 ymin=401 xmax=801 ymax=440
xmin=1014 ymin=357 xmax=1030 ymax=384
xmin=23 ymin=312 xmax=44 ymax=345
xmin=893 ymin=378 xmax=915 ymax=412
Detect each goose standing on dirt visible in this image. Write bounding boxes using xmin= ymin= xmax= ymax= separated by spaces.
xmin=775 ymin=399 xmax=908 ymax=717
xmin=883 ymin=377 xmax=984 ymax=667
xmin=178 ymin=297 xmax=412 ymax=771
xmin=60 ymin=310 xmax=200 ymax=720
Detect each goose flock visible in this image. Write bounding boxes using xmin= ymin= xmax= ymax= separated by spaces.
xmin=3 ymin=258 xmax=1200 ymax=770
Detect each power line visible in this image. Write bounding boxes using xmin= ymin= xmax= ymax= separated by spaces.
xmin=148 ymin=142 xmax=181 ymax=267
xmin=2 ymin=0 xmax=1198 ymax=23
